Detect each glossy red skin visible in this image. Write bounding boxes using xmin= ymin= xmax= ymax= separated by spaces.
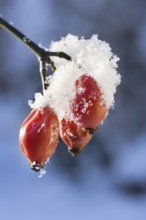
xmin=19 ymin=106 xmax=59 ymax=170
xmin=60 ymin=118 xmax=92 ymax=156
xmin=70 ymin=74 xmax=108 ymax=129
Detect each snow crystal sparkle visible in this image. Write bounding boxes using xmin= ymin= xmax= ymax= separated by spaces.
xmin=29 ymin=34 xmax=121 ymax=122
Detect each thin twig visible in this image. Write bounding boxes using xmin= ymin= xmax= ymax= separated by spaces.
xmin=0 ymin=16 xmax=44 ymax=58
xmin=0 ymin=16 xmax=71 ymax=90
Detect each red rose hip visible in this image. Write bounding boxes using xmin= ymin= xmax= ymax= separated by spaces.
xmin=19 ymin=106 xmax=59 ymax=171
xmin=59 ymin=117 xmax=92 ymax=156
xmin=70 ymin=74 xmax=108 ymax=130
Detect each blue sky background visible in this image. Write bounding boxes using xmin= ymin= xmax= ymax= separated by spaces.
xmin=0 ymin=0 xmax=146 ymax=219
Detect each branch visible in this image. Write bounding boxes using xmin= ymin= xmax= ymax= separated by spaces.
xmin=0 ymin=16 xmax=44 ymax=58
xmin=0 ymin=16 xmax=71 ymax=90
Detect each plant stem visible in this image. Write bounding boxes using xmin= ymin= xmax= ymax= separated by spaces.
xmin=0 ymin=16 xmax=44 ymax=58
xmin=39 ymin=59 xmax=48 ymax=91
xmin=0 ymin=16 xmax=71 ymax=90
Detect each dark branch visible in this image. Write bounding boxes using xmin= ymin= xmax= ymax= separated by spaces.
xmin=48 ymin=51 xmax=71 ymax=61
xmin=0 ymin=16 xmax=72 ymax=90
xmin=0 ymin=16 xmax=44 ymax=58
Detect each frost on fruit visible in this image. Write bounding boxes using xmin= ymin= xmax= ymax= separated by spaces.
xmin=59 ymin=118 xmax=92 ymax=156
xmin=29 ymin=34 xmax=121 ymax=124
xmin=70 ymin=74 xmax=108 ymax=130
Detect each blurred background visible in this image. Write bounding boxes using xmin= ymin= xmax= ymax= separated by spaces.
xmin=0 ymin=0 xmax=146 ymax=219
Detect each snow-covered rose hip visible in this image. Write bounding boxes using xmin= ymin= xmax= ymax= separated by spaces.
xmin=26 ymin=35 xmax=121 ymax=160
xmin=19 ymin=106 xmax=59 ymax=171
xmin=59 ymin=74 xmax=108 ymax=156
xmin=59 ymin=117 xmax=92 ymax=156
xmin=70 ymin=74 xmax=108 ymax=131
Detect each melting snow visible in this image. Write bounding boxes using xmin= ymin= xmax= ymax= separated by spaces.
xmin=38 ymin=168 xmax=46 ymax=178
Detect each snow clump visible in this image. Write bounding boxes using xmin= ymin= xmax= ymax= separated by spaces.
xmin=29 ymin=34 xmax=121 ymax=121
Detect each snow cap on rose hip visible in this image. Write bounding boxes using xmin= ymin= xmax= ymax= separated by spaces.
xmin=29 ymin=34 xmax=121 ymax=124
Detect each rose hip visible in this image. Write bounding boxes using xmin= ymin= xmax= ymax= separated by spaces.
xmin=70 ymin=74 xmax=108 ymax=130
xmin=59 ymin=117 xmax=92 ymax=156
xmin=19 ymin=106 xmax=59 ymax=171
